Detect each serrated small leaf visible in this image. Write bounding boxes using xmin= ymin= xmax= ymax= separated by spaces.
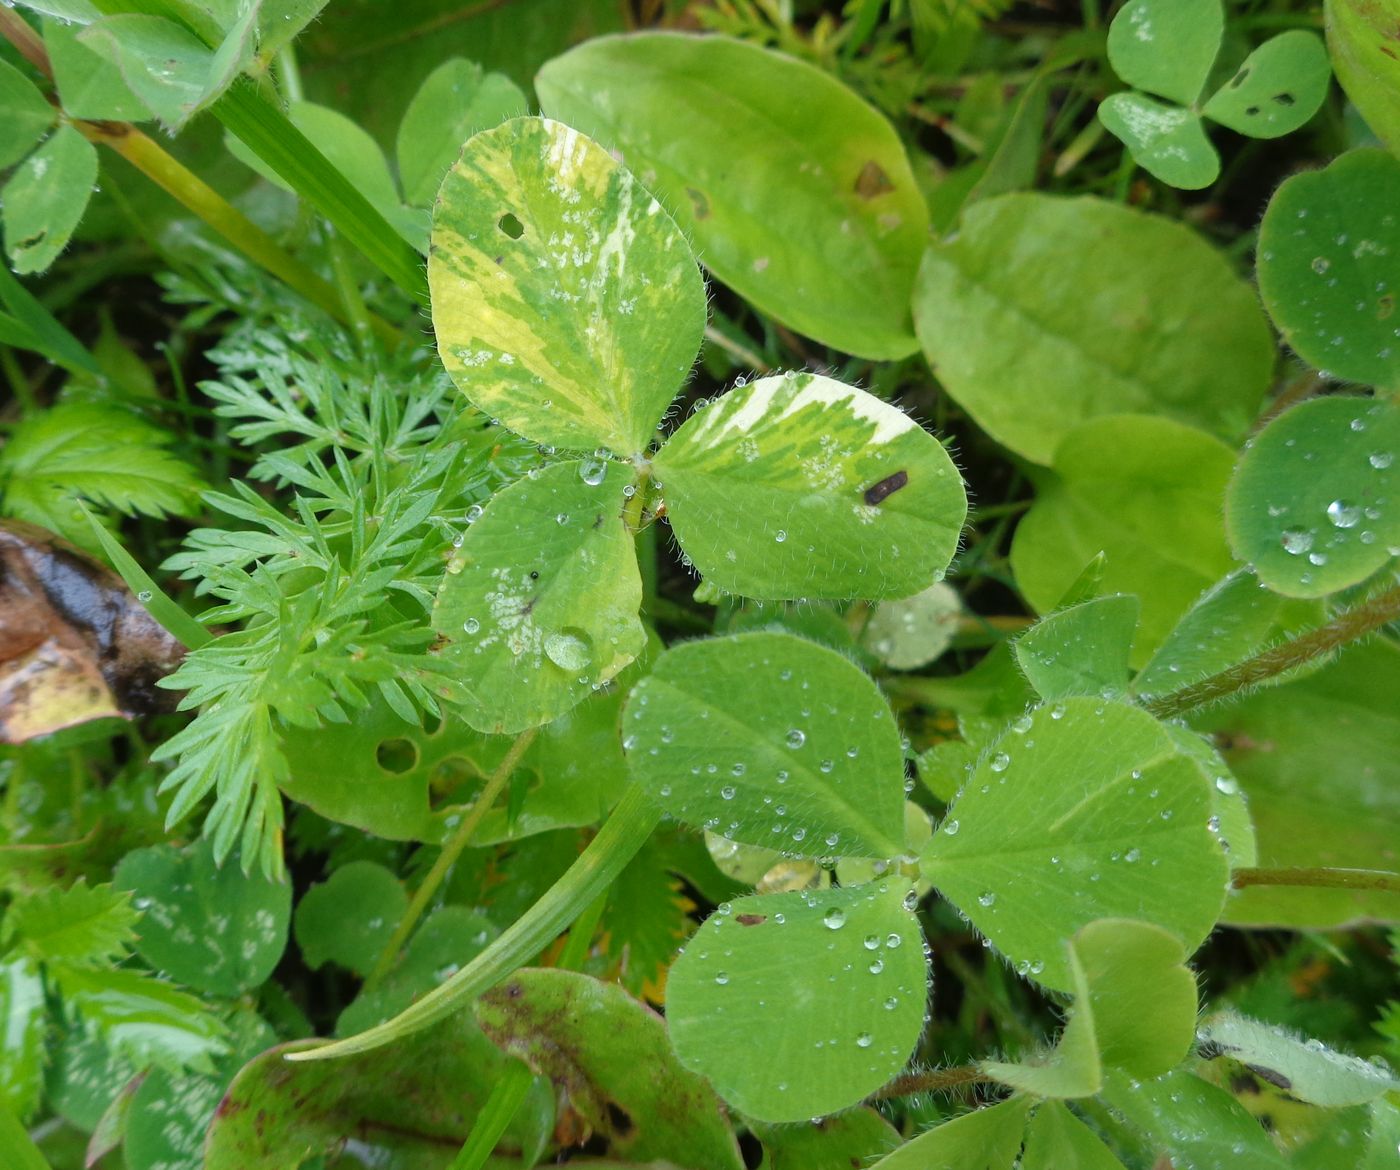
xmin=622 ymin=632 xmax=906 ymax=859
xmin=0 ymin=58 xmax=56 ymax=169
xmin=1106 ymin=0 xmax=1223 ymax=105
xmin=429 ymin=116 xmax=705 ymax=453
xmin=1203 ymin=31 xmax=1331 ymax=138
xmin=1013 ymin=595 xmax=1140 ymax=701
xmin=396 ymin=58 xmax=526 ymax=206
xmin=1226 ymin=397 xmax=1399 ymax=598
xmin=477 ymin=968 xmax=745 ymax=1167
xmin=114 ymin=839 xmax=290 ymax=997
xmin=654 ymin=372 xmax=967 ymax=600
xmin=1098 ymin=94 xmax=1220 ymax=190
xmin=433 ymin=459 xmax=645 ymax=734
xmin=667 ymin=882 xmax=927 ymax=1123
xmin=6 ymin=880 xmax=138 ymax=968
xmin=1198 ymin=1012 xmax=1400 ymax=1106
xmin=293 ymin=861 xmax=406 ymax=976
xmin=921 ymin=699 xmax=1230 ymax=992
xmin=1256 ymin=149 xmax=1400 ymax=390
xmin=1 ymin=125 xmax=98 ymax=275
xmin=868 ymin=1097 xmax=1030 ymax=1169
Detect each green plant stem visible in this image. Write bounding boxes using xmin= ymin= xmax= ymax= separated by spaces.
xmin=0 ymin=8 xmax=47 ymax=75
xmin=868 ymin=1064 xmax=992 ymax=1102
xmin=365 ymin=727 xmax=538 ymax=991
xmin=554 ymin=889 xmax=609 ymax=972
xmin=289 ymin=784 xmax=662 ymax=1062
xmin=1144 ymin=583 xmax=1400 ymax=720
xmin=449 ymin=1060 xmax=535 ymax=1170
xmin=1231 ymin=866 xmax=1400 ymax=895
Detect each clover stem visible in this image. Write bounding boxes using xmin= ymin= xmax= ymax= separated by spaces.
xmin=291 ymin=784 xmax=662 ymax=1061
xmin=867 ymin=1064 xmax=993 ymax=1102
xmin=1231 ymin=866 xmax=1400 ymax=895
xmin=1144 ymin=583 xmax=1400 ymax=720
xmin=364 ymin=726 xmax=538 ymax=992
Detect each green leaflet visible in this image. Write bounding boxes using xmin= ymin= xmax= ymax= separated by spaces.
xmin=859 ymin=581 xmax=962 ymax=670
xmin=1226 ymin=397 xmax=1400 ymax=598
xmin=1327 ymin=0 xmax=1400 ymax=153
xmin=429 ymin=116 xmax=705 ymax=453
xmin=868 ymin=1097 xmax=1031 ymax=1169
xmin=666 ymin=882 xmax=927 ymax=1123
xmin=914 ymin=196 xmax=1273 ymax=465
xmin=396 ymin=58 xmax=526 ymax=206
xmin=1106 ymin=0 xmax=1222 ymax=105
xmin=920 ymin=698 xmax=1230 ymax=992
xmin=982 ymin=919 xmax=1197 ymax=1098
xmin=621 ymin=632 xmax=906 ymax=860
xmin=44 ymin=17 xmax=150 ymax=120
xmin=114 ymin=839 xmax=290 ymax=997
xmin=1096 ymin=93 xmax=1219 ymax=190
xmin=1 ymin=125 xmax=99 ymax=275
xmin=0 ymin=960 xmax=45 ymax=1121
xmin=1021 ymin=1103 xmax=1125 ymax=1170
xmin=4 ymin=881 xmax=138 ymax=968
xmin=752 ymin=1109 xmax=901 ymax=1170
xmin=1256 ymin=150 xmax=1400 ymax=391
xmin=654 ymin=372 xmax=967 ymax=600
xmin=1010 ymin=415 xmax=1238 ymax=667
xmin=433 ymin=459 xmax=646 ymax=734
xmin=0 ymin=59 xmax=55 ymax=170
xmin=1196 ymin=638 xmax=1400 ymax=928
xmin=1013 ymin=595 xmax=1140 ymax=701
xmin=537 ymin=32 xmax=928 ymax=360
xmin=1203 ymin=32 xmax=1332 ymax=138
xmin=1198 ymin=1011 xmax=1400 ymax=1107
xmin=476 ymin=968 xmax=745 ymax=1168
xmin=293 ymin=862 xmax=406 ymax=976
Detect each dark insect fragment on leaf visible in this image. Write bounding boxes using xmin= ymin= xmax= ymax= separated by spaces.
xmin=736 ymin=913 xmax=767 ymax=926
xmin=855 ymin=160 xmax=895 ymax=199
xmin=863 ymin=470 xmax=909 ymax=506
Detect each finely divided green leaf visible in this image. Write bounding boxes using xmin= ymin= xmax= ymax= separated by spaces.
xmin=1010 ymin=415 xmax=1237 ymax=666
xmin=433 ymin=459 xmax=645 ymax=734
xmin=114 ymin=839 xmax=291 ymax=997
xmin=396 ymin=58 xmax=526 ymax=206
xmin=1013 ymin=595 xmax=1140 ymax=700
xmin=1203 ymin=31 xmax=1331 ymax=138
xmin=429 ymin=116 xmax=705 ymax=453
xmin=1 ymin=125 xmax=98 ymax=275
xmin=1225 ymin=397 xmax=1399 ymax=598
xmin=537 ymin=32 xmax=929 ymax=360
xmin=1106 ymin=0 xmax=1223 ymax=105
xmin=1256 ymin=149 xmax=1400 ymax=390
xmin=666 ymin=882 xmax=927 ymax=1123
xmin=914 ymin=196 xmax=1272 ymax=465
xmin=622 ymin=631 xmax=906 ymax=859
xmin=921 ymin=698 xmax=1230 ymax=991
xmin=654 ymin=372 xmax=967 ymax=600
xmin=5 ymin=881 xmax=138 ymax=968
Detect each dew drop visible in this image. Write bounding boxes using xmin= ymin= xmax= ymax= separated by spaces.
xmin=720 ymin=785 xmax=736 ymax=801
xmin=774 ymin=530 xmax=787 ymax=543
xmin=1370 ymin=451 xmax=1394 ymax=470
xmin=942 ymin=819 xmax=960 ymax=836
xmin=1280 ymin=527 xmax=1314 ymax=555
xmin=463 ymin=617 xmax=480 ymax=635
xmin=715 ymin=972 xmax=729 ymax=985
xmin=989 ymin=752 xmax=1010 ymax=773
xmin=977 ymin=891 xmax=997 ymax=907
xmin=856 ymin=1032 xmax=873 ymax=1048
xmin=823 ymin=907 xmax=846 ymax=930
xmin=544 ymin=628 xmax=593 ymax=672
xmin=786 ymin=728 xmax=806 ymax=749
xmin=137 ymin=590 xmax=153 ymax=603
xmin=1326 ymin=499 xmax=1362 ymax=529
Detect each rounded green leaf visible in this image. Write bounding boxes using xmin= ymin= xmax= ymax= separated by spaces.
xmin=113 ymin=839 xmax=290 ymax=997
xmin=868 ymin=1097 xmax=1030 ymax=1169
xmin=666 ymin=882 xmax=928 ymax=1123
xmin=1013 ymin=595 xmax=1141 ymax=701
xmin=622 ymin=631 xmax=906 ymax=859
xmin=859 ymin=581 xmax=962 ymax=670
xmin=537 ymin=32 xmax=928 ymax=360
xmin=653 ymin=372 xmax=968 ymax=600
xmin=396 ymin=58 xmax=526 ymax=206
xmin=1327 ymin=0 xmax=1400 ymax=153
xmin=753 ymin=1108 xmax=901 ymax=1170
xmin=2 ymin=125 xmax=98 ymax=275
xmin=293 ymin=862 xmax=407 ymax=976
xmin=428 ymin=116 xmax=705 ymax=453
xmin=1107 ymin=0 xmax=1223 ymax=105
xmin=476 ymin=968 xmax=745 ymax=1168
xmin=1203 ymin=31 xmax=1331 ymax=138
xmin=1256 ymin=149 xmax=1400 ymax=390
xmin=1021 ymin=1102 xmax=1128 ymax=1170
xmin=433 ymin=459 xmax=646 ymax=734
xmin=1098 ymin=95 xmax=1220 ymax=190
xmin=1010 ymin=416 xmax=1238 ymax=666
xmin=1226 ymin=397 xmax=1399 ymax=598
xmin=1198 ymin=1012 xmax=1400 ymax=1107
xmin=914 ymin=196 xmax=1273 ymax=465
xmin=920 ymin=698 xmax=1230 ymax=992
xmin=0 ymin=59 xmax=56 ymax=170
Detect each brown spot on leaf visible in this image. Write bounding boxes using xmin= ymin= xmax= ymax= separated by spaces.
xmin=685 ymin=186 xmax=710 ymax=220
xmin=863 ymin=470 xmax=909 ymax=506
xmin=855 ymin=160 xmax=895 ymax=199
xmin=736 ymin=913 xmax=767 ymax=926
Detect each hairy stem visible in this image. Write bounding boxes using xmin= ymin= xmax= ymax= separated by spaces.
xmin=289 ymin=785 xmax=661 ymax=1062
xmin=868 ymin=1064 xmax=992 ymax=1102
xmin=365 ymin=727 xmax=538 ymax=991
xmin=1232 ymin=866 xmax=1400 ymax=895
xmin=1144 ymin=583 xmax=1400 ymax=720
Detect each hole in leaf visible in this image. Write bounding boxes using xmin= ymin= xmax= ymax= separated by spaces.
xmin=604 ymin=1100 xmax=635 ymax=1137
xmin=1245 ymin=105 xmax=1261 ymax=116
xmin=376 ymin=737 xmax=419 ymax=773
xmin=497 ymin=213 xmax=524 ymax=239
xmin=1230 ymin=67 xmax=1250 ymax=87
xmin=1272 ymin=92 xmax=1296 ymax=106
xmin=422 ymin=710 xmax=443 ymax=736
